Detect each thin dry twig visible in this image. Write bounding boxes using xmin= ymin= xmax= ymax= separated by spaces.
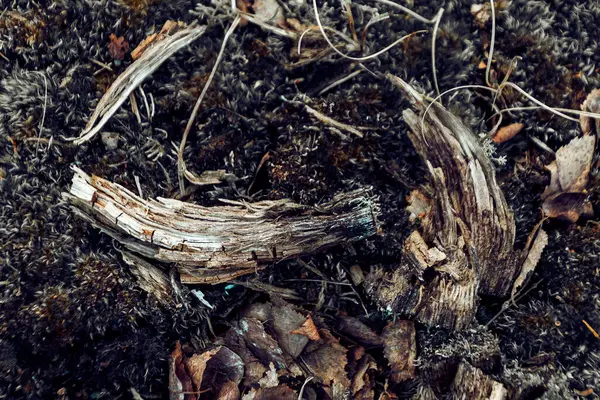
xmin=178 ymin=15 xmax=241 ymax=196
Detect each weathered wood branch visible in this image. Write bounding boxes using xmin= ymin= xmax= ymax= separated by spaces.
xmin=365 ymin=76 xmax=525 ymax=330
xmin=64 ymin=167 xmax=379 ymax=283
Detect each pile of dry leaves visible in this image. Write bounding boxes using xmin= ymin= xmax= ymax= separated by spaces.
xmin=169 ymin=297 xmax=416 ymax=400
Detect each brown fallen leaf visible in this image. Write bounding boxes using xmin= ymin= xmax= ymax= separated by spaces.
xmin=253 ymin=384 xmax=296 ymax=400
xmin=169 ymin=341 xmax=195 ymax=400
xmin=184 ymin=347 xmax=221 ymax=393
xmin=290 ymin=314 xmax=320 ymax=341
xmin=542 ymin=134 xmax=596 ymax=222
xmin=580 ymin=89 xmax=600 ymax=135
xmin=302 ymin=329 xmax=351 ymax=390
xmin=108 ymin=34 xmax=129 ymax=61
xmin=217 ymin=381 xmax=240 ymax=400
xmin=270 ymin=300 xmax=310 ymax=358
xmin=336 ymin=316 xmax=383 ymax=347
xmin=492 ymin=122 xmax=524 ymax=143
xmin=381 ymin=320 xmax=416 ymax=384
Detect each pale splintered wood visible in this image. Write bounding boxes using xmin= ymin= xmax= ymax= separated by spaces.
xmin=65 ymin=167 xmax=379 ymax=283
xmin=365 ymin=76 xmax=525 ymax=330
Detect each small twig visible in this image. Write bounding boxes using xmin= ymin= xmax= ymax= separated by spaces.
xmin=582 ymin=320 xmax=600 ymax=339
xmin=312 ymin=0 xmax=425 ymax=62
xmin=283 ymin=97 xmax=366 ymax=138
xmin=485 ymin=0 xmax=495 ymax=87
xmin=35 ymin=73 xmax=48 ymax=154
xmin=318 ymin=69 xmax=363 ymax=96
xmin=431 ymin=8 xmax=444 ymax=97
xmin=178 ymin=15 xmax=241 ymax=196
xmin=285 ymin=279 xmax=353 ymax=286
xmin=298 ymin=376 xmax=314 ymax=400
xmin=129 ymin=92 xmax=142 ymax=126
xmin=134 ymin=175 xmax=144 ymax=198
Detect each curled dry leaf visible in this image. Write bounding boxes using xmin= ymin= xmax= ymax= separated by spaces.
xmin=169 ymin=341 xmax=195 ymax=400
xmin=184 ymin=347 xmax=221 ymax=393
xmin=492 ymin=122 xmax=524 ymax=144
xmin=108 ymin=34 xmax=129 ymax=61
xmin=542 ymin=135 xmax=595 ymax=222
xmin=381 ymin=320 xmax=416 ymax=384
xmin=290 ymin=314 xmax=320 ymax=341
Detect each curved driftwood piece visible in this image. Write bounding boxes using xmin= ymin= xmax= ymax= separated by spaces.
xmin=365 ymin=75 xmax=523 ymax=330
xmin=64 ymin=167 xmax=379 ymax=284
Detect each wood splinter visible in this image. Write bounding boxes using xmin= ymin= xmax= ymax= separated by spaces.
xmin=64 ymin=167 xmax=380 ymax=284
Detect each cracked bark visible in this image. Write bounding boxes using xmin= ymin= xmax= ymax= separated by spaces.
xmin=64 ymin=167 xmax=379 ymax=284
xmin=364 ymin=76 xmax=524 ymax=330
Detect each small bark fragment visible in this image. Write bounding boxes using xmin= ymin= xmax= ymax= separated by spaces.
xmin=450 ymin=361 xmax=507 ymax=400
xmin=64 ymin=167 xmax=379 ymax=284
xmin=121 ymin=251 xmax=173 ymax=307
xmin=381 ymin=320 xmax=416 ymax=384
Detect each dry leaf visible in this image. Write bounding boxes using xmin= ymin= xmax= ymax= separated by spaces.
xmin=580 ymin=89 xmax=600 ymax=135
xmin=336 ymin=316 xmax=383 ymax=347
xmin=542 ymin=135 xmax=595 ymax=222
xmin=351 ymin=353 xmax=377 ymax=397
xmin=108 ymin=34 xmax=129 ymax=61
xmin=381 ymin=320 xmax=416 ymax=384
xmin=238 ymin=317 xmax=286 ymax=370
xmin=217 ymin=381 xmax=241 ymax=400
xmin=302 ymin=331 xmax=351 ymax=390
xmin=169 ymin=341 xmax=195 ymax=400
xmin=184 ymin=347 xmax=221 ymax=392
xmin=290 ymin=314 xmax=320 ymax=341
xmin=511 ymin=229 xmax=548 ymax=300
xmin=270 ymin=301 xmax=310 ymax=358
xmin=492 ymin=122 xmax=524 ymax=143
xmin=252 ymin=0 xmax=286 ymax=28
